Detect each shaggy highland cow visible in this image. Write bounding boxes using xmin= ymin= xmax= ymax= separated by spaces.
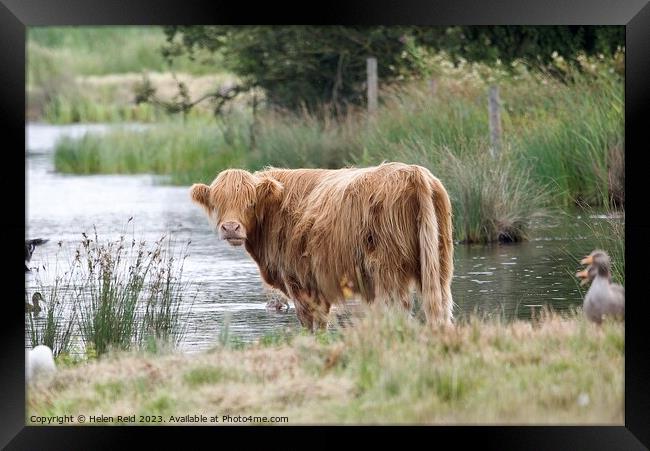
xmin=191 ymin=162 xmax=454 ymax=330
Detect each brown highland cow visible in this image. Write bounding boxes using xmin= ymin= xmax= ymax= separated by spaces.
xmin=191 ymin=162 xmax=454 ymax=331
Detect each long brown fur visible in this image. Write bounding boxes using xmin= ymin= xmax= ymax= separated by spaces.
xmin=191 ymin=162 xmax=454 ymax=331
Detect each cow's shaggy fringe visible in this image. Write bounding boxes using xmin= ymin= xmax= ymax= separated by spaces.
xmin=191 ymin=162 xmax=454 ymax=329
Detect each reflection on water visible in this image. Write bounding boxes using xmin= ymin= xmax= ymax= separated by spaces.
xmin=25 ymin=123 xmax=622 ymax=352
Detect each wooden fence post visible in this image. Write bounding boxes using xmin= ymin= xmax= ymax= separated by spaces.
xmin=249 ymin=92 xmax=258 ymax=151
xmin=429 ymin=78 xmax=438 ymax=96
xmin=367 ymin=57 xmax=378 ymax=116
xmin=488 ymin=85 xmax=502 ymax=158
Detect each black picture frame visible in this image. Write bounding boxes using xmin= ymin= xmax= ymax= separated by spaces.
xmin=2 ymin=0 xmax=648 ymax=448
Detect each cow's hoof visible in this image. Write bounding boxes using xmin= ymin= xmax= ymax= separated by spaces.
xmin=266 ymin=298 xmax=289 ymax=311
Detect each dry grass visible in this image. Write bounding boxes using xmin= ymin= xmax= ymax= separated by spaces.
xmin=27 ymin=306 xmax=623 ymax=425
xmin=77 ymin=72 xmax=240 ymax=110
xmin=30 ymin=72 xmax=247 ymax=123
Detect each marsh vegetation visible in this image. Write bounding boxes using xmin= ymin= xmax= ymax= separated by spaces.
xmin=26 ymin=228 xmax=193 ymax=360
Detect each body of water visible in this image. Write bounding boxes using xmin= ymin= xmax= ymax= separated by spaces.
xmin=25 ymin=122 xmax=620 ymax=352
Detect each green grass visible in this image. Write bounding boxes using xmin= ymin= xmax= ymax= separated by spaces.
xmin=53 ymin=118 xmax=249 ymax=185
xmin=28 ymin=27 xmax=218 ymax=79
xmin=391 ymin=143 xmax=551 ymax=243
xmin=28 ymin=226 xmax=194 ymax=359
xmin=508 ymin=73 xmax=623 ymax=208
xmin=356 ymin=57 xmax=623 ymax=211
xmin=183 ymin=367 xmax=232 ymax=387
xmin=27 ymin=306 xmax=624 ymax=424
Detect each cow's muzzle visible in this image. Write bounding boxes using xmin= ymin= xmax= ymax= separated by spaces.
xmin=220 ymin=221 xmax=246 ymax=246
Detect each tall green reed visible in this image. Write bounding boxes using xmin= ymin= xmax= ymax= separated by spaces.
xmin=60 ymin=224 xmax=195 ymax=357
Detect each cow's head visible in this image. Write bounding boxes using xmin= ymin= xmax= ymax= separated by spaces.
xmin=190 ymin=169 xmax=284 ymax=246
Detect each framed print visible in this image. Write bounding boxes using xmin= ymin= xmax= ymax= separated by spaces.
xmin=1 ymin=0 xmax=648 ymax=448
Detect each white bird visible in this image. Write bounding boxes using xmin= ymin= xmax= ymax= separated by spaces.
xmin=576 ymin=250 xmax=624 ymax=324
xmin=26 ymin=345 xmax=57 ymax=382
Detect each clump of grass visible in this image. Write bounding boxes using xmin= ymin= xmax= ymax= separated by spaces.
xmin=140 ymin=238 xmax=193 ymax=348
xmin=384 ymin=136 xmax=551 ymax=243
xmin=71 ymin=225 xmax=194 ymax=357
xmin=441 ymin=149 xmax=550 ymax=243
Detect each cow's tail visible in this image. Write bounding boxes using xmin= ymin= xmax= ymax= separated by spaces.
xmin=431 ymin=175 xmax=454 ymax=324
xmin=413 ymin=167 xmax=453 ymax=327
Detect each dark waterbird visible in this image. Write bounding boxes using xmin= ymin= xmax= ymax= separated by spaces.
xmin=25 ymin=238 xmax=48 ymax=272
xmin=25 ymin=292 xmax=44 ymax=314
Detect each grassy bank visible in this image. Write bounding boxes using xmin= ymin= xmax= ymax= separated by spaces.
xmin=27 ymin=306 xmax=623 ymax=424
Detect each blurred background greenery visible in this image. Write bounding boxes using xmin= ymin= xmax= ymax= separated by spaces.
xmin=27 ymin=25 xmax=625 ymax=244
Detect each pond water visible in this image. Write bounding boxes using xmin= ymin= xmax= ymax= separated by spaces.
xmin=25 ymin=122 xmax=621 ymax=352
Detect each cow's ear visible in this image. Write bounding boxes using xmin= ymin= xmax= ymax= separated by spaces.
xmin=190 ymin=183 xmax=211 ymax=208
xmin=256 ymin=177 xmax=284 ymax=204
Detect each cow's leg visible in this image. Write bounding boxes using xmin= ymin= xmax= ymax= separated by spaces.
xmin=293 ymin=297 xmax=315 ymax=331
xmin=295 ymin=290 xmax=331 ymax=332
xmin=370 ymin=285 xmax=390 ymax=306
xmin=312 ymin=298 xmax=331 ymax=331
xmin=371 ymin=271 xmax=413 ymax=311
xmin=397 ymin=287 xmax=413 ymax=312
xmin=293 ymin=291 xmax=331 ymax=332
